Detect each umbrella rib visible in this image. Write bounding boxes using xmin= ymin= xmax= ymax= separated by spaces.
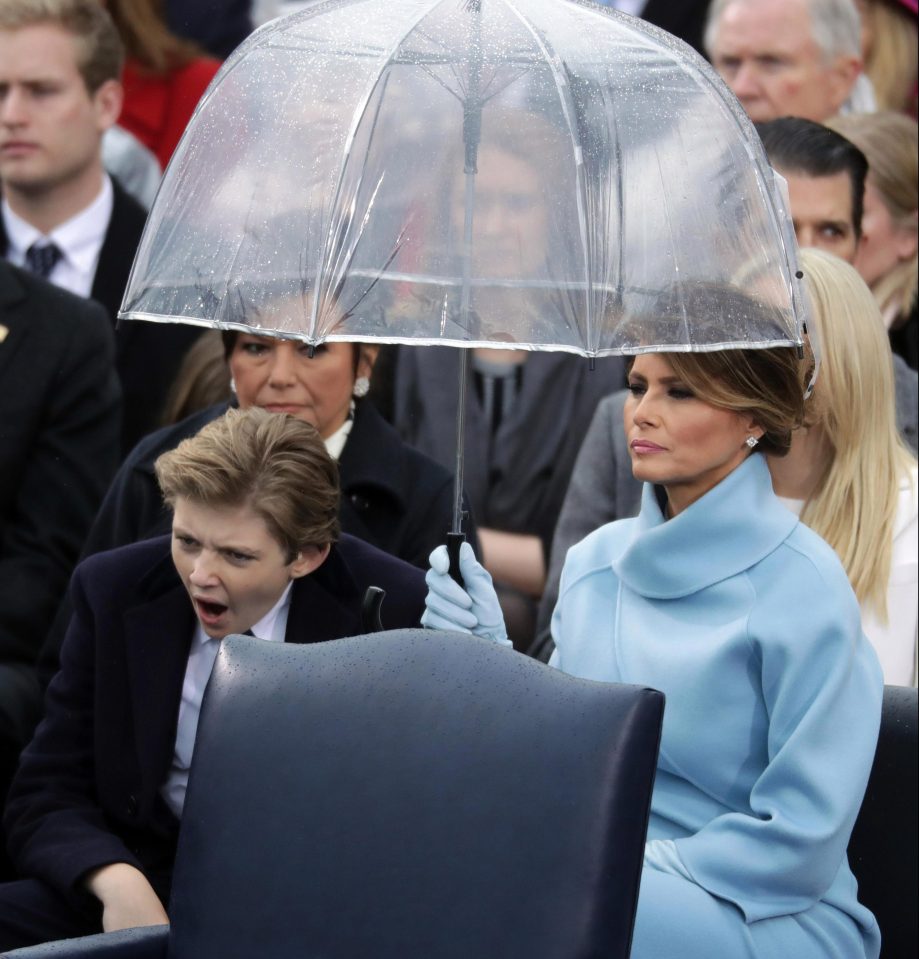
xmin=651 ymin=145 xmax=691 ymax=346
xmin=322 ymin=93 xmax=382 ymax=289
xmin=501 ymin=0 xmax=595 ymax=353
xmin=409 ymin=22 xmax=470 ymax=101
xmin=661 ymin=43 xmax=807 ymax=346
xmin=340 ymin=223 xmax=412 ymax=327
xmin=331 ymin=174 xmax=407 ymax=315
xmin=479 ymin=65 xmax=529 ymax=102
xmin=218 ymin=166 xmax=266 ymax=331
xmin=415 ymin=60 xmax=466 ymax=104
xmin=311 ymin=0 xmax=442 ymax=340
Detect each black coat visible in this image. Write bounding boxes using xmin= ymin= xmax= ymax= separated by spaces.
xmin=37 ymin=399 xmax=470 ymax=687
xmin=5 ymin=534 xmax=426 ymax=906
xmin=1 ymin=180 xmax=203 ymax=454
xmin=165 ymin=0 xmax=253 ymax=59
xmin=0 ymin=263 xmax=121 ymax=674
xmin=640 ymin=0 xmax=711 ymax=56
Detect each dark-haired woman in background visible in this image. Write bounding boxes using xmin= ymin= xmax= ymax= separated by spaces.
xmin=81 ymin=326 xmax=469 ymax=570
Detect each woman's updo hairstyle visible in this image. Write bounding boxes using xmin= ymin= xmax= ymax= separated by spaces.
xmin=629 ymin=282 xmax=809 ymax=456
xmin=665 ymin=347 xmax=807 ymax=456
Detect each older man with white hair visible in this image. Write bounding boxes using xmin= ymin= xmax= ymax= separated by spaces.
xmin=705 ymin=0 xmax=873 ymax=122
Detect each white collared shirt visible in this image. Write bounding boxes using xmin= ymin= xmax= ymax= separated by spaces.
xmin=1 ymin=175 xmax=114 ymax=298
xmin=323 ymin=408 xmax=354 ymax=461
xmin=160 ymin=581 xmax=294 ymax=819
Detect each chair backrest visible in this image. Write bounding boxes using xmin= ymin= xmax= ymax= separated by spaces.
xmin=167 ymin=629 xmax=664 ymax=959
xmin=848 ymin=684 xmax=918 ymax=959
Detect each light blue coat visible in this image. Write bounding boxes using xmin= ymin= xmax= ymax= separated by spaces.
xmin=550 ymin=455 xmax=883 ymax=959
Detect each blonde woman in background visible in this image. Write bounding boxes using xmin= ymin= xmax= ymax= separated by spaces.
xmin=769 ymin=248 xmax=918 ymax=684
xmin=854 ymin=0 xmax=918 ymax=115
xmin=828 ymin=111 xmax=919 ymax=368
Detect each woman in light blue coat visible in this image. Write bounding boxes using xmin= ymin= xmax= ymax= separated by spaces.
xmin=424 ymin=341 xmax=883 ymax=958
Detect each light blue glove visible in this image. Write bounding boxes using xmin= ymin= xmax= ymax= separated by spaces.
xmin=422 ymin=542 xmax=511 ymax=647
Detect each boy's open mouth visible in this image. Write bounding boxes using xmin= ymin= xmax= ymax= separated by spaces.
xmin=195 ymin=598 xmax=228 ymax=620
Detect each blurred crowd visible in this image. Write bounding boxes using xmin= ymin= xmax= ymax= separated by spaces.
xmin=0 ymin=0 xmax=916 ymax=949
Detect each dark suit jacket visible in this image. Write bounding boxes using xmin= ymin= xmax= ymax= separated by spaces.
xmin=640 ymin=0 xmax=711 ymax=56
xmin=0 ymin=263 xmax=121 ymax=677
xmin=1 ymin=179 xmax=203 ymax=454
xmin=5 ymin=534 xmax=425 ymax=905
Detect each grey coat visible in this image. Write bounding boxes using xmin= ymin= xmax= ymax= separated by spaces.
xmin=394 ymin=346 xmax=626 ymax=557
xmin=533 ymin=367 xmax=919 ymax=653
xmin=894 ymin=355 xmax=919 ymax=454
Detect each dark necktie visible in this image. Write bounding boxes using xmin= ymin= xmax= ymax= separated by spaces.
xmin=25 ymin=241 xmax=63 ymax=279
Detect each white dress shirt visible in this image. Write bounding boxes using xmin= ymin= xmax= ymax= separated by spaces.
xmin=160 ymin=581 xmax=294 ymax=818
xmin=1 ymin=175 xmax=114 ymax=298
xmin=323 ymin=407 xmax=354 ymax=461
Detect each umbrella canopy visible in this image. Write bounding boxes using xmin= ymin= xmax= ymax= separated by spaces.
xmin=120 ymin=0 xmax=807 ymax=356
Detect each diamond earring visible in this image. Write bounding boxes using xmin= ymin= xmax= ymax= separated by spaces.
xmin=352 ymin=376 xmax=370 ymax=398
xmin=745 ymin=436 xmax=759 ymax=449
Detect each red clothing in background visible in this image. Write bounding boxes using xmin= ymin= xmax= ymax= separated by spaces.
xmin=119 ymin=57 xmax=222 ymax=170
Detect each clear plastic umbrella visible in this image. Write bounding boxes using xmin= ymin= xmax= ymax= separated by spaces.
xmin=120 ymin=0 xmax=808 ymax=555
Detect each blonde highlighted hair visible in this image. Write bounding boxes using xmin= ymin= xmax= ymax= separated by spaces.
xmin=857 ymin=0 xmax=918 ymax=114
xmin=155 ymin=407 xmax=340 ymax=561
xmin=797 ymin=249 xmax=916 ymax=618
xmin=627 ymin=281 xmax=809 ymax=456
xmin=827 ymin=112 xmax=918 ymax=323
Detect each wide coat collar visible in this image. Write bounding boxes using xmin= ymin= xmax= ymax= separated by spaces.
xmin=612 ymin=455 xmax=798 ymax=600
xmin=338 ymin=399 xmax=410 ymax=511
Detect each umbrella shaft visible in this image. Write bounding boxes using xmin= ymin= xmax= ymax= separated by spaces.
xmin=452 ymin=348 xmax=470 ymax=535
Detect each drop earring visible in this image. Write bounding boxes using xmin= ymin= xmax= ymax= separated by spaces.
xmin=352 ymin=376 xmax=370 ymax=398
xmin=745 ymin=436 xmax=759 ymax=449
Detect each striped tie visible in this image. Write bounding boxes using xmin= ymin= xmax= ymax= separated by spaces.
xmin=25 ymin=242 xmax=63 ymax=279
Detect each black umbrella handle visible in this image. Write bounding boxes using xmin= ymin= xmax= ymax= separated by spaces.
xmin=361 ymin=586 xmax=385 ymax=634
xmin=446 ymin=532 xmax=466 ymax=589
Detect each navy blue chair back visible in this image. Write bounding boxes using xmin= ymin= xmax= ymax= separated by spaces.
xmin=848 ymin=684 xmax=918 ymax=959
xmin=168 ymin=629 xmax=663 ymax=959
